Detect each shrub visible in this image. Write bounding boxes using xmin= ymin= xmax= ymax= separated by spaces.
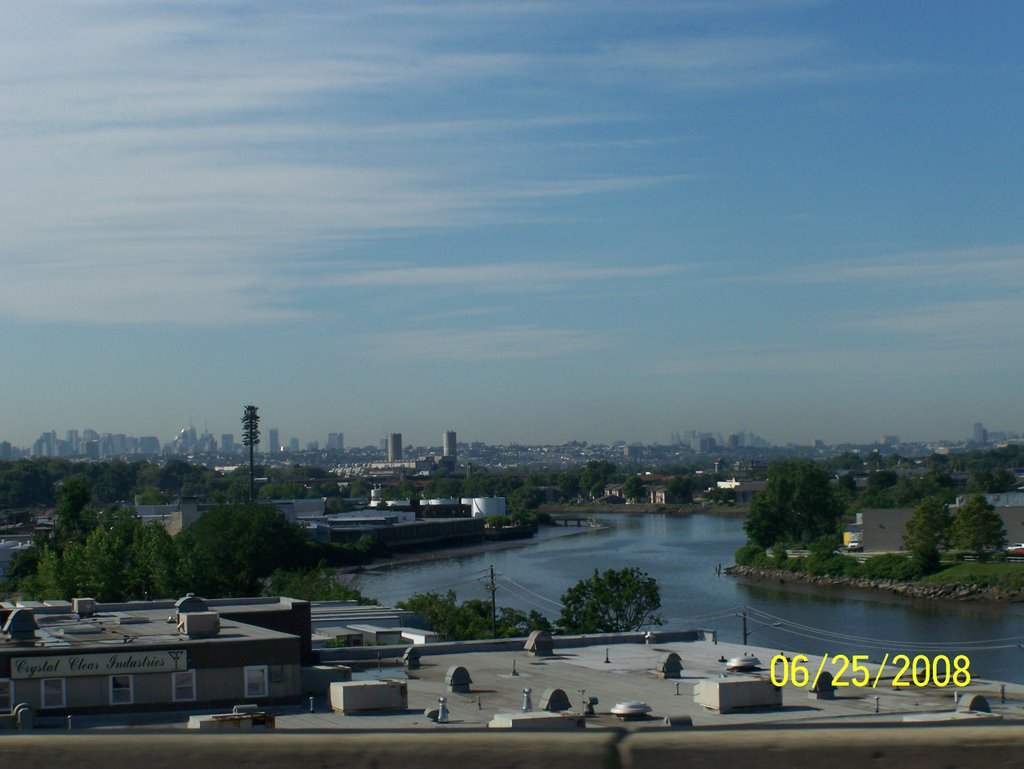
xmin=734 ymin=543 xmax=771 ymax=567
xmin=861 ymin=554 xmax=922 ymax=581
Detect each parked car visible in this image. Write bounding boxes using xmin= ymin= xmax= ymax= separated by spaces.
xmin=1004 ymin=543 xmax=1024 ymax=556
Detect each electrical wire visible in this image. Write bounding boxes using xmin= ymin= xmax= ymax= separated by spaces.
xmin=493 ymin=581 xmax=561 ymax=614
xmin=494 ymin=573 xmax=564 ymax=608
xmin=396 ymin=569 xmax=492 ymax=594
xmin=741 ymin=605 xmax=1024 ymax=651
xmin=743 ymin=604 xmax=1024 ymax=647
xmin=678 ymin=606 xmax=746 ymax=624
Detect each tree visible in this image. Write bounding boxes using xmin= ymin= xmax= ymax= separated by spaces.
xmin=558 ymin=567 xmax=662 ymax=633
xmin=264 ymin=564 xmax=375 ymax=603
xmin=242 ymin=404 xmax=260 ymax=502
xmin=17 ymin=507 xmax=183 ymax=602
xmin=903 ymin=496 xmax=951 ymax=574
xmin=397 ymin=591 xmax=551 ymax=641
xmin=54 ymin=476 xmax=97 ymax=547
xmin=665 ymin=475 xmax=693 ymax=504
xmin=744 ymin=459 xmax=847 ymax=548
xmin=176 ymin=503 xmax=312 ymax=596
xmin=949 ymin=495 xmax=1006 ymax=558
xmin=622 ymin=475 xmax=645 ymax=503
xmin=579 ymin=460 xmax=619 ymax=499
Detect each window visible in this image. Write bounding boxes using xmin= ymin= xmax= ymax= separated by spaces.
xmin=172 ymin=670 xmax=196 ymax=702
xmin=244 ymin=666 xmax=268 ymax=698
xmin=110 ymin=674 xmax=134 ymax=705
xmin=0 ymin=679 xmax=11 ymax=712
xmin=41 ymin=678 xmax=65 ymax=709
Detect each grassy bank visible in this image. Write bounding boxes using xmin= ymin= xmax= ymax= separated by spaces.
xmin=920 ymin=562 xmax=1024 ymax=591
xmin=734 ymin=543 xmax=1024 ymax=597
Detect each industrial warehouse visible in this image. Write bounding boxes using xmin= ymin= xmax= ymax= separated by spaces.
xmin=3 ymin=593 xmax=1023 ymax=731
xmin=0 ymin=595 xmax=311 ymax=720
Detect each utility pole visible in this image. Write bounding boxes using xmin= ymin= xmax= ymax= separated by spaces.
xmin=484 ymin=564 xmax=497 ymax=638
xmin=742 ymin=605 xmax=748 ymax=646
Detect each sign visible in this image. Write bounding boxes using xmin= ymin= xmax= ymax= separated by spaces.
xmin=10 ymin=650 xmax=188 ymax=680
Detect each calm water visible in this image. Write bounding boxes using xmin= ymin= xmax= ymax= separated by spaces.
xmin=352 ymin=514 xmax=1024 ymax=683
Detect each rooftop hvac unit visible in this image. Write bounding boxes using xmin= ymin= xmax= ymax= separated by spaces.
xmin=178 ymin=611 xmax=221 ymax=638
xmin=73 ymin=597 xmax=97 ymax=617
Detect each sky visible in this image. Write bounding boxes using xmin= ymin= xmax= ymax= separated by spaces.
xmin=2 ymin=1 xmax=1023 ymax=449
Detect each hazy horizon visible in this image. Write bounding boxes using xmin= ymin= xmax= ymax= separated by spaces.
xmin=3 ymin=2 xmax=1022 ymax=449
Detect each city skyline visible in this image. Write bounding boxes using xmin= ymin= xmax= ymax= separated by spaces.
xmin=3 ymin=3 xmax=1023 ymax=448
xmin=3 ymin=418 xmax=1017 ymax=457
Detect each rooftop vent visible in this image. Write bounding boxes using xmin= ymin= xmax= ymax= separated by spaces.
xmin=444 ymin=665 xmax=472 ymax=693
xmin=524 ymin=630 xmax=553 ymax=657
xmin=656 ymin=652 xmax=683 ymax=679
xmin=3 ymin=608 xmax=38 ymax=644
xmin=610 ymin=701 xmax=653 ymax=720
xmin=175 ymin=593 xmax=209 ymax=615
xmin=540 ymin=688 xmax=572 ymax=712
xmin=402 ymin=646 xmax=421 ymax=670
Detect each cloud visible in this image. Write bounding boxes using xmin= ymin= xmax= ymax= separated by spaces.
xmin=365 ymin=325 xmax=611 ymax=361
xmin=0 ymin=1 xmax=919 ymax=326
xmin=328 ymin=262 xmax=688 ymax=292
xmin=842 ymin=297 xmax=1024 ymax=338
xmin=781 ymin=245 xmax=1024 ymax=286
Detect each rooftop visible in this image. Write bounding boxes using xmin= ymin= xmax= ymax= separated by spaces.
xmin=49 ymin=633 xmax=1024 ymax=731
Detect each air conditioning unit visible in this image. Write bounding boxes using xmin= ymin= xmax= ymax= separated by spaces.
xmin=73 ymin=598 xmax=97 ymax=617
xmin=178 ymin=611 xmax=221 ymax=638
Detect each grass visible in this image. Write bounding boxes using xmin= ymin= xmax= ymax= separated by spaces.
xmin=920 ymin=562 xmax=1024 ymax=591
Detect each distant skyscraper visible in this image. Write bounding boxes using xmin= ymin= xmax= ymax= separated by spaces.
xmin=269 ymin=428 xmax=280 ymax=454
xmin=327 ymin=432 xmax=344 ymax=451
xmin=387 ymin=432 xmax=403 ymax=462
xmin=139 ymin=436 xmax=160 ymax=455
xmin=973 ymin=422 xmax=987 ymax=444
xmin=221 ymin=433 xmax=234 ymax=454
xmin=288 ymin=437 xmax=299 ymax=453
xmin=443 ymin=430 xmax=457 ymax=461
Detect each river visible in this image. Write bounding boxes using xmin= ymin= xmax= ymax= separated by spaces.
xmin=350 ymin=513 xmax=1024 ymax=683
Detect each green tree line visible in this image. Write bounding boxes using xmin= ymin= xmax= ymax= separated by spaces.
xmin=4 ymin=478 xmax=371 ymax=603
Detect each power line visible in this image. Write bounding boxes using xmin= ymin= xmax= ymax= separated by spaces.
xmin=743 ymin=605 xmax=1024 ymax=651
xmin=495 ymin=573 xmax=564 ymax=609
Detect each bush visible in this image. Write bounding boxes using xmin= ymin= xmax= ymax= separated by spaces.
xmin=861 ymin=554 xmax=923 ymax=581
xmin=735 ymin=543 xmax=771 ymax=567
xmin=804 ymin=552 xmax=861 ymax=578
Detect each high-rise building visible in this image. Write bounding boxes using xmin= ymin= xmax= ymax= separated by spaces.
xmin=973 ymin=422 xmax=988 ymax=444
xmin=139 ymin=436 xmax=161 ymax=455
xmin=288 ymin=437 xmax=299 ymax=453
xmin=443 ymin=430 xmax=457 ymax=461
xmin=327 ymin=432 xmax=344 ymax=451
xmin=269 ymin=428 xmax=280 ymax=455
xmin=221 ymin=434 xmax=234 ymax=454
xmin=387 ymin=432 xmax=403 ymax=462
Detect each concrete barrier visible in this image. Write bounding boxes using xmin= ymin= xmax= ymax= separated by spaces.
xmin=620 ymin=726 xmax=1024 ymax=769
xmin=2 ymin=726 xmax=1022 ymax=769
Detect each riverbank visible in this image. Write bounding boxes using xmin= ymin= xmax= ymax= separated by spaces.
xmin=338 ymin=523 xmax=600 ymax=574
xmin=541 ymin=502 xmax=747 ymax=517
xmin=727 ymin=564 xmax=1024 ymax=602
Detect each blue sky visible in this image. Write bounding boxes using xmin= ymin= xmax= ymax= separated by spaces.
xmin=2 ymin=1 xmax=1022 ymax=448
